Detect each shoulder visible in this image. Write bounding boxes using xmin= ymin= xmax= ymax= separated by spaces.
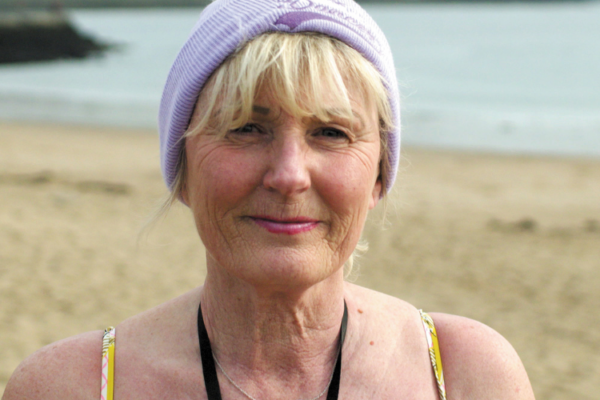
xmin=429 ymin=312 xmax=535 ymax=399
xmin=344 ymin=282 xmax=416 ymax=315
xmin=2 ymin=289 xmax=203 ymax=400
xmin=344 ymin=282 xmax=424 ymax=342
xmin=342 ymin=284 xmax=445 ymax=398
xmin=343 ymin=284 xmax=429 ymax=361
xmin=2 ymin=330 xmax=104 ymax=400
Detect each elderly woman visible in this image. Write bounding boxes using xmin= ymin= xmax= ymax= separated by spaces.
xmin=3 ymin=0 xmax=535 ymax=399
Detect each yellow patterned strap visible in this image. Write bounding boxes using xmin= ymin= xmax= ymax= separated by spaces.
xmin=101 ymin=327 xmax=116 ymax=400
xmin=419 ymin=310 xmax=447 ymax=400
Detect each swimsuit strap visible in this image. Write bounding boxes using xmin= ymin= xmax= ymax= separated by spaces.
xmin=101 ymin=326 xmax=116 ymax=400
xmin=197 ymin=301 xmax=348 ymax=400
xmin=419 ymin=310 xmax=447 ymax=400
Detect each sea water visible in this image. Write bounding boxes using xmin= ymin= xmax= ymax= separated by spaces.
xmin=0 ymin=3 xmax=599 ymax=157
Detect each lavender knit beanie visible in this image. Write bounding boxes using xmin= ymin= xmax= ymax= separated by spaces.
xmin=159 ymin=0 xmax=400 ymax=192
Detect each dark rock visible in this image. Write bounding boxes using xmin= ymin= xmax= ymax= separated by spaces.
xmin=0 ymin=11 xmax=109 ymax=64
xmin=486 ymin=217 xmax=538 ymax=233
xmin=584 ymin=219 xmax=599 ymax=233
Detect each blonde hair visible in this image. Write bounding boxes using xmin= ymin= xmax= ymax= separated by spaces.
xmin=163 ymin=32 xmax=393 ymax=274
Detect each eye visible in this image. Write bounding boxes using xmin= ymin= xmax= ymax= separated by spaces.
xmin=315 ymin=127 xmax=349 ymax=140
xmin=230 ymin=124 xmax=263 ymax=135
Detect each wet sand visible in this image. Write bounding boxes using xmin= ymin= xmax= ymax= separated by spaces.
xmin=1 ymin=121 xmax=599 ymax=399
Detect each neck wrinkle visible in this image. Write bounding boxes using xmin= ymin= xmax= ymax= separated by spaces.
xmin=199 ymin=267 xmax=347 ymax=392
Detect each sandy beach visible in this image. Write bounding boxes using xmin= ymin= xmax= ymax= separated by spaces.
xmin=1 ymin=121 xmax=599 ymax=399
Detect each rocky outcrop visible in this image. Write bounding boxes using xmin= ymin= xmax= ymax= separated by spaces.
xmin=0 ymin=11 xmax=108 ymax=64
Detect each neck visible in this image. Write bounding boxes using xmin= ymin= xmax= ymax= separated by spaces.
xmin=199 ymin=257 xmax=347 ymax=396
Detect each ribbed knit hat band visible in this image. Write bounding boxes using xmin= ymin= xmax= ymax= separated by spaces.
xmin=159 ymin=0 xmax=400 ymax=192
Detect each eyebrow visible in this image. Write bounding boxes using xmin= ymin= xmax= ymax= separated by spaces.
xmin=322 ymin=108 xmax=367 ymax=130
xmin=252 ymin=105 xmax=270 ymax=115
xmin=250 ymin=105 xmax=367 ymax=130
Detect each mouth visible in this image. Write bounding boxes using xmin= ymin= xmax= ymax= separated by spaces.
xmin=249 ymin=216 xmax=319 ymax=235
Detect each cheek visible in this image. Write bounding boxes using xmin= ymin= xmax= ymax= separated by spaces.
xmin=315 ymin=152 xmax=378 ymax=223
xmin=187 ymin=148 xmax=263 ymax=217
xmin=186 ymin=149 xmax=265 ymax=260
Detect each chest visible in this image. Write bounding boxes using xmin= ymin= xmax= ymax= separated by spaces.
xmin=338 ymin=343 xmax=441 ymax=400
xmin=111 ymin=347 xmax=440 ymax=400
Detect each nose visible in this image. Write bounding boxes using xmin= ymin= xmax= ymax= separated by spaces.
xmin=262 ymin=133 xmax=311 ymax=197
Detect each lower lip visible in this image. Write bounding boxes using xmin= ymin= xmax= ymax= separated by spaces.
xmin=251 ymin=218 xmax=319 ymax=235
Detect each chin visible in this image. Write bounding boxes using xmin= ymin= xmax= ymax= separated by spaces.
xmin=221 ymin=248 xmax=344 ymax=290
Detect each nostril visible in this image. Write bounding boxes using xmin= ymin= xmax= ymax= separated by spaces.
xmin=263 ymin=157 xmax=310 ymax=196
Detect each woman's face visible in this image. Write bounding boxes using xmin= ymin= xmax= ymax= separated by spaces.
xmin=183 ymin=86 xmax=382 ymax=290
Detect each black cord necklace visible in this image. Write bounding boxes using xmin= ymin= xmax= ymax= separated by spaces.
xmin=197 ymin=301 xmax=348 ymax=400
